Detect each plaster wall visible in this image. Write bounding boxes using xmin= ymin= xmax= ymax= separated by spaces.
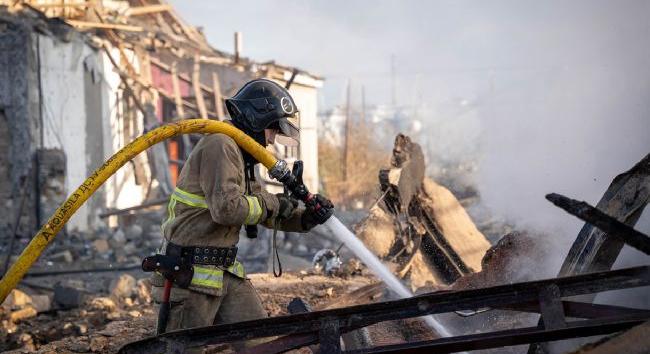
xmin=39 ymin=35 xmax=149 ymax=230
xmin=38 ymin=34 xmax=92 ymax=231
xmin=288 ymin=84 xmax=320 ymax=192
xmin=99 ymin=47 xmax=150 ymax=219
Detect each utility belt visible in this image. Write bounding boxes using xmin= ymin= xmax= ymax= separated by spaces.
xmin=165 ymin=242 xmax=238 ymax=268
xmin=143 ymin=241 xmax=244 ymax=291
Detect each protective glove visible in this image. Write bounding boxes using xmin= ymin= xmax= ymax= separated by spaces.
xmin=301 ymin=194 xmax=334 ymax=230
xmin=276 ymin=193 xmax=299 ymax=220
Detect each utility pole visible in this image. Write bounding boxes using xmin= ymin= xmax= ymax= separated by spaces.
xmin=361 ymin=85 xmax=366 ymax=128
xmin=390 ymin=54 xmax=396 ymax=106
xmin=343 ymin=79 xmax=352 ymax=182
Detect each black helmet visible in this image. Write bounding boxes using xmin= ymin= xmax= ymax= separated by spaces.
xmin=226 ymin=79 xmax=300 ymax=146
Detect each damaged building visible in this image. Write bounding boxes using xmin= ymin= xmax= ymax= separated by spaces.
xmin=0 ymin=0 xmax=322 ymax=239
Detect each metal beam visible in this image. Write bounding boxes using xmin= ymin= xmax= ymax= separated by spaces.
xmin=25 ymin=264 xmax=142 ymax=277
xmin=502 ymin=301 xmax=650 ymax=320
xmin=98 ymin=198 xmax=168 ymax=218
xmin=538 ymin=284 xmax=566 ymax=329
xmin=118 ymin=266 xmax=650 ymax=353
xmin=346 ymin=315 xmax=648 ymax=354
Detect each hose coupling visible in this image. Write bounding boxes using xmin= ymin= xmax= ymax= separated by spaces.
xmin=269 ymin=160 xmax=291 ymax=182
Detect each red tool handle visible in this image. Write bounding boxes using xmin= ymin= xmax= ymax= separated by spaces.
xmin=156 ymin=279 xmax=173 ymax=335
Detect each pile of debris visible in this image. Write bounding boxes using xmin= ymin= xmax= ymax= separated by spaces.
xmin=354 ymin=134 xmax=494 ymax=290
xmin=0 ymin=271 xmax=388 ymax=353
xmin=3 ymin=212 xmax=165 ymax=275
xmin=40 ymin=224 xmax=161 ymax=267
xmin=0 ymin=273 xmax=154 ymax=353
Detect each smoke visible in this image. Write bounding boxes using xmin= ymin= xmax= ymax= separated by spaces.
xmin=171 ymin=0 xmax=650 ymax=273
xmin=172 ymin=0 xmax=650 ymax=282
xmin=469 ymin=7 xmax=650 ymax=274
xmin=170 ymin=2 xmax=649 ymax=350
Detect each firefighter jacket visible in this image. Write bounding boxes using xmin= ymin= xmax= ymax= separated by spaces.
xmin=157 ymin=132 xmax=307 ymax=296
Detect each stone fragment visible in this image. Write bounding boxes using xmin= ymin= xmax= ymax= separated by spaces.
xmin=109 ymin=273 xmax=137 ymax=299
xmin=125 ymin=224 xmax=143 ymax=240
xmin=53 ymin=284 xmax=86 ymax=309
xmin=123 ymin=241 xmax=137 ymax=255
xmin=9 ymin=306 xmax=37 ymax=322
xmin=113 ymin=228 xmax=126 ymax=244
xmin=319 ymin=287 xmax=334 ymax=298
xmin=136 ymin=278 xmax=152 ymax=304
xmin=18 ymin=332 xmax=35 ymax=352
xmin=2 ymin=319 xmax=17 ymax=333
xmin=68 ymin=338 xmax=91 ymax=353
xmin=96 ymin=320 xmax=128 ymax=336
xmin=49 ymin=250 xmax=74 ymax=263
xmin=93 ymin=239 xmax=110 ymax=253
xmin=75 ymin=323 xmax=88 ymax=335
xmin=2 ymin=289 xmax=32 ymax=310
xmin=326 ymin=287 xmax=334 ymax=297
xmin=89 ymin=297 xmax=117 ymax=312
xmin=31 ymin=294 xmax=52 ymax=312
xmin=90 ymin=336 xmax=109 ymax=352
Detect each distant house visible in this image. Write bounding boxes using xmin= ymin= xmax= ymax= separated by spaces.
xmin=0 ymin=1 xmax=322 ymax=234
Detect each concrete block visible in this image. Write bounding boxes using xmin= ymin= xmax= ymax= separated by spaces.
xmin=49 ymin=250 xmax=74 ymax=263
xmin=93 ymin=239 xmax=110 ymax=253
xmin=109 ymin=273 xmax=136 ymax=300
xmin=2 ymin=289 xmax=32 ymax=310
xmin=9 ymin=306 xmax=37 ymax=322
xmin=31 ymin=294 xmax=52 ymax=312
xmin=53 ymin=284 xmax=86 ymax=309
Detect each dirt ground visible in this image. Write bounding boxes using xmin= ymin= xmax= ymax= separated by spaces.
xmin=0 ymin=272 xmax=393 ymax=353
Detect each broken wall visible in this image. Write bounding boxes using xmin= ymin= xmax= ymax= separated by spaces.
xmin=0 ymin=16 xmax=153 ymax=233
xmin=287 ymin=80 xmax=320 ymax=193
xmin=37 ymin=32 xmax=154 ymax=230
xmin=0 ymin=18 xmax=41 ymax=236
xmin=99 ymin=46 xmax=151 ymax=227
xmin=38 ymin=33 xmax=98 ymax=231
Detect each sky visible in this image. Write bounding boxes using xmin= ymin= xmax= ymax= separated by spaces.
xmin=171 ymin=1 xmax=650 ymax=276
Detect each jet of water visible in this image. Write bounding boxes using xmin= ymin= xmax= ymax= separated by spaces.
xmin=318 ymin=216 xmax=454 ymax=338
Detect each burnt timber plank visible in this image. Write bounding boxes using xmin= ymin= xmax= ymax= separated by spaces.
xmin=547 ymin=193 xmax=650 ymax=255
xmin=529 ymin=155 xmax=650 ymax=353
xmin=559 ymin=153 xmax=650 ymax=276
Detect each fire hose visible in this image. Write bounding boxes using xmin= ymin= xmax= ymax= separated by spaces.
xmin=0 ymin=119 xmax=332 ymax=304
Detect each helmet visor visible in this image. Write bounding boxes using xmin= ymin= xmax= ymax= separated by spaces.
xmin=276 ymin=116 xmax=300 ymax=147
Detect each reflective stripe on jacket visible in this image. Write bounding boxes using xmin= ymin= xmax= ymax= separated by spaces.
xmin=191 ymin=261 xmax=246 ymax=288
xmin=162 ymin=187 xmax=249 ymax=284
xmin=162 ymin=187 xmax=264 ymax=233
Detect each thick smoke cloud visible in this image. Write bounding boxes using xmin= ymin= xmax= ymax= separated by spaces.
xmin=171 ymin=1 xmax=650 ymax=275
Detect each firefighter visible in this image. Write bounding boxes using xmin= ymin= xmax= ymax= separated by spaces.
xmin=151 ymin=79 xmax=334 ymax=341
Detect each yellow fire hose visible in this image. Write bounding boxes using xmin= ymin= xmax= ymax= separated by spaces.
xmin=0 ymin=119 xmax=277 ymax=303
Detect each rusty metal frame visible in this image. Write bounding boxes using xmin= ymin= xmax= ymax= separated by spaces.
xmin=347 ymin=315 xmax=648 ymax=354
xmin=119 ymin=265 xmax=650 ymax=354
